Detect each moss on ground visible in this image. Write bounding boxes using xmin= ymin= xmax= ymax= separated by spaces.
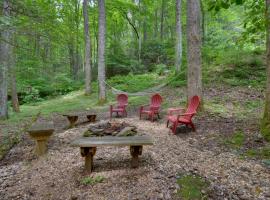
xmin=176 ymin=174 xmax=209 ymax=200
xmin=223 ymin=131 xmax=245 ymax=149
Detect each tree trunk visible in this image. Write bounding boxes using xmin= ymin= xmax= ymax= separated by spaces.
xmin=9 ymin=44 xmax=20 ymax=113
xmin=0 ymin=0 xmax=11 ymax=119
xmin=154 ymin=9 xmax=158 ymax=38
xmin=261 ymin=0 xmax=270 ymax=141
xmin=160 ymin=0 xmax=165 ymax=40
xmin=187 ymin=0 xmax=203 ymax=103
xmin=83 ymin=0 xmax=92 ymax=95
xmin=98 ymin=0 xmax=106 ymax=103
xmin=68 ymin=41 xmax=76 ymax=79
xmin=175 ymin=0 xmax=182 ymax=73
xmin=200 ymin=0 xmax=205 ymax=44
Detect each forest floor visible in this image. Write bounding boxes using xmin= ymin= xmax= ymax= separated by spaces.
xmin=0 ymin=86 xmax=270 ymax=200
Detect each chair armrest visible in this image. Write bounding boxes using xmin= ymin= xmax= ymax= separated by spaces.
xmin=167 ymin=107 xmax=185 ymax=115
xmin=177 ymin=112 xmax=196 ymax=119
xmin=140 ymin=104 xmax=149 ymax=109
xmin=117 ymin=103 xmax=128 ymax=108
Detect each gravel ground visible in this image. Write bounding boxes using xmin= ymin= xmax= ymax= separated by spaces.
xmin=1 ymin=117 xmax=270 ymax=200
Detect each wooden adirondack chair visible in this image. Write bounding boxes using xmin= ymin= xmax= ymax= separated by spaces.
xmin=139 ymin=94 xmax=163 ymax=122
xmin=166 ymin=95 xmax=200 ymax=134
xmin=110 ymin=94 xmax=128 ymax=119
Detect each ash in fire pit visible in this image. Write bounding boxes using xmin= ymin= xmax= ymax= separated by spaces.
xmin=83 ymin=120 xmax=138 ymax=137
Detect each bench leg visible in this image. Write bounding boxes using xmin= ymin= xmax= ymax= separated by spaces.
xmin=67 ymin=116 xmax=78 ymax=128
xmin=80 ymin=147 xmax=96 ymax=173
xmin=86 ymin=115 xmax=96 ymax=122
xmin=35 ymin=139 xmax=48 ymax=156
xmin=130 ymin=146 xmax=143 ymax=168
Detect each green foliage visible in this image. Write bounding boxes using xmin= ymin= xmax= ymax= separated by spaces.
xmin=203 ymin=48 xmax=265 ymax=88
xmin=80 ymin=176 xmax=105 ymax=185
xmin=21 ymin=88 xmax=43 ymax=104
xmin=167 ymin=70 xmax=186 ymax=88
xmin=176 ymin=174 xmax=209 ymax=200
xmin=141 ymin=40 xmax=174 ymax=71
xmin=224 ymin=131 xmax=245 ymax=149
xmin=208 ymin=0 xmax=245 ymax=12
xmin=155 ymin=64 xmax=168 ymax=75
xmin=108 ymin=74 xmax=164 ymax=93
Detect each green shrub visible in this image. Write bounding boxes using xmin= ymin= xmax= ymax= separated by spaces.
xmin=167 ymin=70 xmax=187 ymax=88
xmin=21 ymin=87 xmax=43 ymax=104
xmin=155 ymin=64 xmax=168 ymax=75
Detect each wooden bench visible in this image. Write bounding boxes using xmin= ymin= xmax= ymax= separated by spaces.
xmin=63 ymin=112 xmax=96 ymax=128
xmin=71 ymin=135 xmax=153 ymax=173
xmin=27 ymin=121 xmax=54 ymax=156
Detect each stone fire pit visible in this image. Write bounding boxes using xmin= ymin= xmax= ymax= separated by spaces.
xmin=83 ymin=120 xmax=142 ymax=137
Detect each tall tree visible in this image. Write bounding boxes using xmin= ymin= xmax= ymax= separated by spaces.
xmin=160 ymin=0 xmax=165 ymax=40
xmin=187 ymin=0 xmax=203 ymax=102
xmin=98 ymin=0 xmax=106 ymax=102
xmin=0 ymin=0 xmax=11 ymax=119
xmin=175 ymin=0 xmax=182 ymax=72
xmin=261 ymin=0 xmax=270 ymax=141
xmin=83 ymin=0 xmax=92 ymax=95
xmin=9 ymin=44 xmax=20 ymax=113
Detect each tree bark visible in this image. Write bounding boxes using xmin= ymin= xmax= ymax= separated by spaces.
xmin=187 ymin=0 xmax=203 ymax=103
xmin=98 ymin=0 xmax=106 ymax=103
xmin=160 ymin=0 xmax=165 ymax=40
xmin=261 ymin=0 xmax=270 ymax=141
xmin=83 ymin=0 xmax=92 ymax=95
xmin=0 ymin=0 xmax=11 ymax=119
xmin=175 ymin=0 xmax=182 ymax=73
xmin=9 ymin=44 xmax=20 ymax=113
xmin=154 ymin=9 xmax=158 ymax=39
xmin=68 ymin=41 xmax=76 ymax=78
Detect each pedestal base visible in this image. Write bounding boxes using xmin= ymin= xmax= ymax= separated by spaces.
xmin=80 ymin=147 xmax=97 ymax=173
xmin=130 ymin=146 xmax=143 ymax=168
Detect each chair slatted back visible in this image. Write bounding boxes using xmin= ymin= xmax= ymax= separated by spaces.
xmin=183 ymin=96 xmax=200 ymax=121
xmin=117 ymin=94 xmax=128 ymax=107
xmin=150 ymin=94 xmax=162 ymax=112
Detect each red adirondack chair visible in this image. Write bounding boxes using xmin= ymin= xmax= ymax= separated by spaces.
xmin=110 ymin=94 xmax=128 ymax=119
xmin=139 ymin=94 xmax=163 ymax=122
xmin=166 ymin=95 xmax=200 ymax=134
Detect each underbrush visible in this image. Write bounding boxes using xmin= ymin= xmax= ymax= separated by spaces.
xmin=203 ymin=48 xmax=266 ymax=88
xmin=108 ymin=73 xmax=165 ymax=93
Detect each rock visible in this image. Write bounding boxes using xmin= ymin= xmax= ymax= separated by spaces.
xmin=116 ymin=127 xmax=137 ymax=137
xmin=88 ymin=127 xmax=104 ymax=134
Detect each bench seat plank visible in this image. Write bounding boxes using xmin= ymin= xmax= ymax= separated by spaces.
xmin=71 ymin=135 xmax=153 ymax=147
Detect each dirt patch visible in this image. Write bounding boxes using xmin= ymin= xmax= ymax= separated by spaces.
xmin=0 ymin=118 xmax=270 ymax=200
xmin=0 ymin=86 xmax=269 ymax=199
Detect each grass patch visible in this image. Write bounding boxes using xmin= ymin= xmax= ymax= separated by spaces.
xmin=204 ymin=101 xmax=231 ymax=117
xmin=108 ymin=73 xmax=165 ymax=93
xmin=80 ymin=176 xmax=105 ymax=185
xmin=176 ymin=174 xmax=209 ymax=200
xmin=223 ymin=131 xmax=245 ymax=149
xmin=245 ymin=147 xmax=270 ymax=160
